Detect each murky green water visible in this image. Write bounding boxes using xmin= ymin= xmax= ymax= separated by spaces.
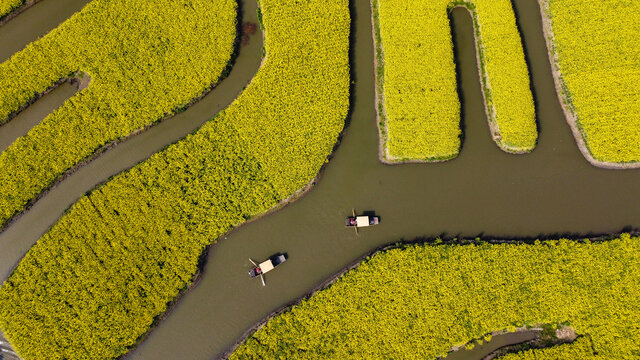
xmin=1 ymin=0 xmax=639 ymax=359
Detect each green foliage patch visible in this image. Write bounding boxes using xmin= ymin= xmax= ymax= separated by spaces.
xmin=231 ymin=235 xmax=640 ymax=359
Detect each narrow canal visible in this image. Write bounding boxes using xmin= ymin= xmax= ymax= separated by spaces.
xmin=0 ymin=0 xmax=638 ymax=359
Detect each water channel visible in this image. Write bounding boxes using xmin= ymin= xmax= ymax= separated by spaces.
xmin=0 ymin=0 xmax=639 ymax=359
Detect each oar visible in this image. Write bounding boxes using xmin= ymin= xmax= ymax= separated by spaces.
xmin=352 ymin=208 xmax=359 ymax=236
xmin=249 ymin=258 xmax=257 ymax=266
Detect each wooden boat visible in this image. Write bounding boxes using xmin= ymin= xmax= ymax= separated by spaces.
xmin=345 ymin=215 xmax=379 ymax=228
xmin=346 ymin=209 xmax=379 ymax=235
xmin=248 ymin=254 xmax=287 ymax=286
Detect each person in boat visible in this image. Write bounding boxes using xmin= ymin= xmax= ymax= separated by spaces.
xmin=350 ymin=218 xmax=356 ymax=226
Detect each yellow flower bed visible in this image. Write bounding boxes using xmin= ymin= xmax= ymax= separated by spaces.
xmin=0 ymin=0 xmax=237 ymax=227
xmin=500 ymin=337 xmax=599 ymax=360
xmin=545 ymin=0 xmax=640 ymax=164
xmin=375 ymin=0 xmax=536 ymax=161
xmin=0 ymin=0 xmax=22 ymax=18
xmin=231 ymin=235 xmax=640 ymax=359
xmin=0 ymin=0 xmax=350 ymax=358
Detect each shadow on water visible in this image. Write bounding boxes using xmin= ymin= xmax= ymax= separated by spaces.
xmin=127 ymin=1 xmax=639 ymax=360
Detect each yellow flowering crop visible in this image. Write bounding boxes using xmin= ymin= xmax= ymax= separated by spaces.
xmin=0 ymin=0 xmax=349 ymax=358
xmin=544 ymin=0 xmax=640 ymax=164
xmin=500 ymin=337 xmax=600 ymax=360
xmin=0 ymin=0 xmax=22 ymax=18
xmin=0 ymin=0 xmax=237 ymax=226
xmin=231 ymin=235 xmax=640 ymax=359
xmin=375 ymin=0 xmax=536 ymax=162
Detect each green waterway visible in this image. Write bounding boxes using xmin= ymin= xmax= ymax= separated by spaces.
xmin=0 ymin=0 xmax=639 ymax=359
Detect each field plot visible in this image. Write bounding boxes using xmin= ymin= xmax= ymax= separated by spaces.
xmin=542 ymin=0 xmax=640 ymax=166
xmin=375 ymin=0 xmax=536 ymax=162
xmin=0 ymin=0 xmax=236 ymax=227
xmin=230 ymin=235 xmax=640 ymax=359
xmin=0 ymin=0 xmax=22 ymax=18
xmin=0 ymin=0 xmax=350 ymax=358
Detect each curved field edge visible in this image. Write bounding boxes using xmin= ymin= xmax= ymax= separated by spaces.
xmin=0 ymin=0 xmax=238 ymax=229
xmin=373 ymin=0 xmax=536 ymax=164
xmin=227 ymin=234 xmax=640 ymax=359
xmin=497 ymin=336 xmax=599 ymax=359
xmin=0 ymin=0 xmax=350 ymax=359
xmin=538 ymin=0 xmax=640 ymax=168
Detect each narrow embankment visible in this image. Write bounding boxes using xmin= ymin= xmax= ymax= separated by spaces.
xmin=535 ymin=0 xmax=640 ymax=169
xmin=0 ymin=74 xmax=90 ymax=153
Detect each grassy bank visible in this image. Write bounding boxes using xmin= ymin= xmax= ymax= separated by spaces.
xmin=374 ymin=0 xmax=536 ymax=162
xmin=0 ymin=0 xmax=237 ymax=227
xmin=0 ymin=0 xmax=350 ymax=358
xmin=230 ymin=234 xmax=640 ymax=359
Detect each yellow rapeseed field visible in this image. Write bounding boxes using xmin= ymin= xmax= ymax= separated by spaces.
xmin=0 ymin=0 xmax=350 ymax=358
xmin=0 ymin=0 xmax=237 ymax=227
xmin=375 ymin=0 xmax=536 ymax=161
xmin=544 ymin=0 xmax=640 ymax=164
xmin=231 ymin=235 xmax=640 ymax=359
xmin=0 ymin=0 xmax=22 ymax=18
xmin=500 ymin=337 xmax=598 ymax=359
